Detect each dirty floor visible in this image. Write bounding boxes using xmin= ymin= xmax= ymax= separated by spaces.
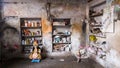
xmin=1 ymin=56 xmax=104 ymax=68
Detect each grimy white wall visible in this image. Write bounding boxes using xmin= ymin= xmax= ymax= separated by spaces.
xmin=105 ymin=20 xmax=120 ymax=68
xmin=2 ymin=0 xmax=86 ymax=56
xmin=95 ymin=21 xmax=120 ymax=68
xmin=89 ymin=0 xmax=120 ymax=68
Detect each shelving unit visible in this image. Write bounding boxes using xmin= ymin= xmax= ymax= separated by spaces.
xmin=88 ymin=1 xmax=107 ymax=60
xmin=52 ymin=18 xmax=71 ymax=52
xmin=89 ymin=1 xmax=105 ymax=39
xmin=20 ymin=18 xmax=42 ymax=54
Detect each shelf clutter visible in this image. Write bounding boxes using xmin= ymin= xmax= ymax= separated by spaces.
xmin=52 ymin=18 xmax=72 ymax=52
xmin=20 ymin=18 xmax=42 ymax=54
xmin=21 ymin=19 xmax=41 ymax=27
xmin=88 ymin=2 xmax=107 ymax=60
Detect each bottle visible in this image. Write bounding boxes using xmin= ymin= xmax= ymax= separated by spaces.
xmin=26 ymin=39 xmax=29 ymax=45
xmin=24 ymin=20 xmax=28 ymax=27
xmin=30 ymin=39 xmax=33 ymax=45
xmin=24 ymin=39 xmax=26 ymax=45
xmin=22 ymin=40 xmax=25 ymax=45
xmin=33 ymin=22 xmax=35 ymax=27
xmin=37 ymin=22 xmax=40 ymax=27
xmin=37 ymin=31 xmax=40 ymax=35
xmin=28 ymin=21 xmax=31 ymax=27
xmin=39 ymin=21 xmax=41 ymax=26
xmin=30 ymin=22 xmax=32 ymax=27
xmin=35 ymin=21 xmax=37 ymax=27
xmin=31 ymin=21 xmax=33 ymax=27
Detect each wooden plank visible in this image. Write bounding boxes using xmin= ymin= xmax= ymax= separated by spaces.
xmin=90 ymin=1 xmax=106 ymax=8
xmin=90 ymin=13 xmax=103 ymax=17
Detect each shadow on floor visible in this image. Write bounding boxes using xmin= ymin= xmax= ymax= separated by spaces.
xmin=1 ymin=56 xmax=104 ymax=68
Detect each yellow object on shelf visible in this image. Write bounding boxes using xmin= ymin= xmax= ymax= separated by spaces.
xmin=89 ymin=35 xmax=97 ymax=42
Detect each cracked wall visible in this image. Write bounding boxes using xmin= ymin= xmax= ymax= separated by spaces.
xmin=1 ymin=0 xmax=86 ymax=57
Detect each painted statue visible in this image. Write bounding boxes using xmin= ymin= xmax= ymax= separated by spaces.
xmin=29 ymin=40 xmax=41 ymax=62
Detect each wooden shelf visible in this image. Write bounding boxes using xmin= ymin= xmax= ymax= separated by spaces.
xmin=90 ymin=13 xmax=103 ymax=17
xmin=52 ymin=18 xmax=71 ymax=52
xmin=22 ymin=35 xmax=42 ymax=37
xmin=52 ymin=18 xmax=70 ymax=22
xmin=52 ymin=50 xmax=66 ymax=52
xmin=89 ymin=34 xmax=106 ymax=38
xmin=22 ymin=44 xmax=42 ymax=46
xmin=90 ymin=35 xmax=106 ymax=38
xmin=20 ymin=18 xmax=42 ymax=54
xmin=21 ymin=26 xmax=41 ymax=29
xmin=53 ymin=42 xmax=71 ymax=44
xmin=53 ymin=34 xmax=71 ymax=37
xmin=90 ymin=1 xmax=106 ymax=8
xmin=53 ymin=25 xmax=71 ymax=27
xmin=90 ymin=25 xmax=102 ymax=27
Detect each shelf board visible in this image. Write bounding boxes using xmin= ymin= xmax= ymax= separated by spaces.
xmin=22 ymin=35 xmax=42 ymax=37
xmin=22 ymin=44 xmax=42 ymax=46
xmin=21 ymin=26 xmax=41 ymax=29
xmin=90 ymin=25 xmax=102 ymax=27
xmin=89 ymin=34 xmax=106 ymax=38
xmin=90 ymin=13 xmax=103 ymax=17
xmin=53 ymin=25 xmax=71 ymax=27
xmin=53 ymin=34 xmax=71 ymax=37
xmin=52 ymin=18 xmax=71 ymax=22
xmin=90 ymin=1 xmax=106 ymax=8
xmin=53 ymin=42 xmax=71 ymax=44
xmin=52 ymin=50 xmax=65 ymax=52
xmin=20 ymin=18 xmax=41 ymax=20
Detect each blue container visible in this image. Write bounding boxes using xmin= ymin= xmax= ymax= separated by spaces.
xmin=31 ymin=59 xmax=40 ymax=63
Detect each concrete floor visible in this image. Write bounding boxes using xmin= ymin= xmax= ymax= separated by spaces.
xmin=1 ymin=56 xmax=104 ymax=68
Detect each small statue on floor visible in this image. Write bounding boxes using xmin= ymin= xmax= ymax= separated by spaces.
xmin=29 ymin=40 xmax=42 ymax=62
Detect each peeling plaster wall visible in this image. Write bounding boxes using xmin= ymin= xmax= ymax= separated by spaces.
xmin=42 ymin=18 xmax=52 ymax=53
xmin=3 ymin=3 xmax=46 ymax=17
xmin=2 ymin=0 xmax=86 ymax=56
xmin=105 ymin=20 xmax=120 ymax=68
xmin=71 ymin=23 xmax=82 ymax=54
xmin=94 ymin=20 xmax=120 ymax=68
xmin=89 ymin=0 xmax=120 ymax=68
xmin=1 ymin=0 xmax=47 ymax=59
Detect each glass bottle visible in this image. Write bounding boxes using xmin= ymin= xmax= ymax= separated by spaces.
xmin=24 ymin=20 xmax=28 ymax=27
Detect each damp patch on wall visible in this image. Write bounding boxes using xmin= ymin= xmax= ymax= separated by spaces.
xmin=71 ymin=23 xmax=82 ymax=34
xmin=42 ymin=18 xmax=52 ymax=35
xmin=71 ymin=23 xmax=82 ymax=54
